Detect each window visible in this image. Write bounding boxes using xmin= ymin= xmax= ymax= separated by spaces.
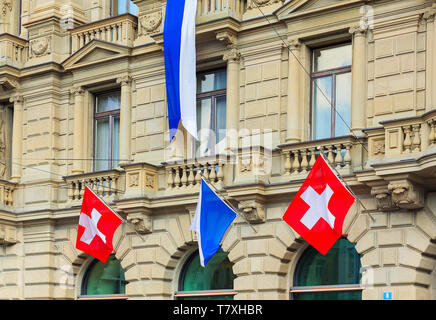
xmin=311 ymin=43 xmax=352 ymax=140
xmin=94 ymin=91 xmax=120 ymax=172
xmin=80 ymin=255 xmax=127 ymax=299
xmin=291 ymin=238 xmax=362 ymax=300
xmin=196 ymin=69 xmax=227 ymax=158
xmin=112 ymin=0 xmax=138 ymax=16
xmin=175 ymin=249 xmax=236 ymax=300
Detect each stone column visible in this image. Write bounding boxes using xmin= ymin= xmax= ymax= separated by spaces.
xmin=117 ymin=76 xmax=132 ymax=166
xmin=9 ymin=95 xmax=23 ymax=182
xmin=286 ymin=39 xmax=302 ymax=143
xmin=71 ymin=86 xmax=86 ymax=174
xmin=223 ymin=47 xmax=241 ymax=151
xmin=349 ymin=26 xmax=368 ymax=136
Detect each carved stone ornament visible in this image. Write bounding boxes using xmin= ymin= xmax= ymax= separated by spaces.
xmin=126 ymin=212 xmax=152 ymax=234
xmin=0 ymin=224 xmax=17 ymax=245
xmin=1 ymin=0 xmax=12 ymax=16
xmin=139 ymin=11 xmax=162 ymax=36
xmin=388 ymin=180 xmax=425 ymax=209
xmin=249 ymin=0 xmax=282 ymax=8
xmin=30 ymin=37 xmax=51 ymax=58
xmin=238 ymin=200 xmax=266 ymax=224
xmin=371 ymin=186 xmax=396 ymax=211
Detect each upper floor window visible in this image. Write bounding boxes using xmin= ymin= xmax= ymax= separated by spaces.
xmin=112 ymin=0 xmax=138 ymax=16
xmin=94 ymin=91 xmax=120 ymax=172
xmin=80 ymin=255 xmax=127 ymax=299
xmin=196 ymin=69 xmax=227 ymax=158
xmin=175 ymin=249 xmax=236 ymax=300
xmin=291 ymin=238 xmax=362 ymax=300
xmin=311 ymin=43 xmax=352 ymax=140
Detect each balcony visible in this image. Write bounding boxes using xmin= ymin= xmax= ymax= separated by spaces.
xmin=64 ymin=169 xmax=125 ymax=206
xmin=70 ymin=14 xmax=137 ymax=54
xmin=196 ymin=0 xmax=246 ymax=23
xmin=0 ymin=34 xmax=28 ymax=68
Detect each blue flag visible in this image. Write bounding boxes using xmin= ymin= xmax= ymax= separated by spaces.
xmin=190 ymin=179 xmax=237 ymax=267
xmin=163 ymin=0 xmax=198 ymax=142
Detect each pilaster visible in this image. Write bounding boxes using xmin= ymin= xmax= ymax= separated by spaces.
xmin=286 ymin=38 xmax=302 ymax=143
xmin=9 ymin=94 xmax=24 ymax=182
xmin=70 ymin=86 xmax=86 ymax=174
xmin=117 ymin=75 xmax=133 ymax=166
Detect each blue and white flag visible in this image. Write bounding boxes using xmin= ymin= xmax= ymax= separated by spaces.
xmin=164 ymin=0 xmax=198 ymax=142
xmin=190 ymin=178 xmax=237 ymax=267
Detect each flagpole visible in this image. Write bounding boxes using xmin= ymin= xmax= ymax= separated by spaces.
xmin=199 ymin=174 xmax=258 ymax=234
xmin=318 ymin=153 xmax=376 ymax=222
xmin=81 ymin=180 xmax=148 ymax=242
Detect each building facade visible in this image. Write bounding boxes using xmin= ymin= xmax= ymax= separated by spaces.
xmin=0 ymin=0 xmax=435 ymax=300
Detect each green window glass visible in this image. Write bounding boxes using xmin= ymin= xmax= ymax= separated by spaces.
xmin=292 ymin=238 xmax=362 ymax=300
xmin=82 ymin=255 xmax=127 ymax=297
xmin=177 ymin=249 xmax=236 ymax=300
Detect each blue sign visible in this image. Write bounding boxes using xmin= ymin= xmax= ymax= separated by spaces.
xmin=383 ymin=292 xmax=392 ymax=300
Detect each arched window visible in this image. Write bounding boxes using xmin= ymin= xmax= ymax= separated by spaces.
xmin=80 ymin=255 xmax=127 ymax=299
xmin=291 ymin=238 xmax=362 ymax=300
xmin=176 ymin=249 xmax=236 ymax=300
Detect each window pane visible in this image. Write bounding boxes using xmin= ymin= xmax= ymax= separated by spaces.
xmin=95 ymin=118 xmax=110 ymax=172
xmin=215 ymin=95 xmax=226 ymax=144
xmin=181 ymin=250 xmax=235 ymax=292
xmin=117 ymin=0 xmax=127 ymax=14
xmin=294 ymin=290 xmax=362 ymax=300
xmin=112 ymin=116 xmax=120 ymax=169
xmin=312 ymin=76 xmax=332 ymax=140
xmin=335 ymin=72 xmax=352 ymax=137
xmin=96 ymin=92 xmax=121 ymax=113
xmin=128 ymin=1 xmax=138 ymax=15
xmin=295 ymin=238 xmax=361 ymax=287
xmin=313 ymin=44 xmax=352 ymax=72
xmin=197 ymin=70 xmax=227 ymax=93
xmin=196 ymin=98 xmax=212 ymax=157
xmin=84 ymin=255 xmax=126 ymax=295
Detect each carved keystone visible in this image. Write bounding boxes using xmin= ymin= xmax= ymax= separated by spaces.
xmin=388 ymin=180 xmax=424 ymax=209
xmin=126 ymin=211 xmax=152 ymax=234
xmin=238 ymin=200 xmax=266 ymax=224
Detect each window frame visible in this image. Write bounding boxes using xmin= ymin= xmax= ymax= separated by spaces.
xmin=93 ymin=90 xmax=121 ymax=172
xmin=290 ymin=238 xmax=363 ymax=300
xmin=309 ymin=43 xmax=352 ymax=141
xmin=195 ymin=68 xmax=227 ymax=158
xmin=79 ymin=255 xmax=128 ymax=300
xmin=111 ymin=0 xmax=137 ymax=17
xmin=175 ymin=250 xmax=237 ymax=300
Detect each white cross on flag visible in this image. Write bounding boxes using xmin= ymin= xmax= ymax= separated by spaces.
xmin=76 ymin=186 xmax=123 ymax=263
xmin=283 ymin=153 xmax=355 ymax=255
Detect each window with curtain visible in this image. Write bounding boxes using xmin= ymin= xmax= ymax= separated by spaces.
xmin=291 ymin=238 xmax=362 ymax=300
xmin=80 ymin=255 xmax=127 ymax=299
xmin=94 ymin=91 xmax=121 ymax=172
xmin=195 ymin=69 xmax=227 ymax=158
xmin=112 ymin=0 xmax=138 ymax=16
xmin=175 ymin=249 xmax=236 ymax=300
xmin=311 ymin=43 xmax=352 ymax=140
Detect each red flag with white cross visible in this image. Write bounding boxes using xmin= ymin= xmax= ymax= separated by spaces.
xmin=76 ymin=186 xmax=123 ymax=263
xmin=282 ymin=153 xmax=355 ymax=255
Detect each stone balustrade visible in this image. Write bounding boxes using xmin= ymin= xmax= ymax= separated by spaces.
xmin=0 ymin=34 xmax=28 ymax=67
xmin=367 ymin=110 xmax=436 ymax=162
xmin=196 ymin=0 xmax=246 ymax=22
xmin=71 ymin=14 xmax=137 ymax=53
xmin=64 ymin=169 xmax=124 ymax=204
xmin=0 ymin=180 xmax=15 ymax=207
xmin=165 ymin=155 xmax=227 ymax=191
xmin=279 ymin=136 xmax=358 ymax=177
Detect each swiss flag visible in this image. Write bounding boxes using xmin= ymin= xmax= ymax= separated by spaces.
xmin=283 ymin=153 xmax=355 ymax=255
xmin=76 ymin=186 xmax=123 ymax=263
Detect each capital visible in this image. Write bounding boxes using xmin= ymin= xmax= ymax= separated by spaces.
xmin=70 ymin=86 xmax=85 ymax=96
xmin=216 ymin=30 xmax=238 ymax=46
xmin=223 ymin=47 xmax=241 ymax=63
xmin=349 ymin=25 xmax=368 ymax=37
xmin=117 ymin=75 xmax=132 ymax=87
xmin=423 ymin=7 xmax=436 ymax=21
xmin=288 ymin=39 xmax=301 ymax=50
xmin=9 ymin=95 xmax=24 ymax=104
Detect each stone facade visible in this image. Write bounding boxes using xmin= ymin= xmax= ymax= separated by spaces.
xmin=0 ymin=0 xmax=435 ymax=300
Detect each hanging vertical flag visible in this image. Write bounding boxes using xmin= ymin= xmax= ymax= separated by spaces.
xmin=76 ymin=186 xmax=124 ymax=263
xmin=190 ymin=178 xmax=237 ymax=267
xmin=282 ymin=153 xmax=356 ymax=255
xmin=164 ymin=0 xmax=198 ymax=142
